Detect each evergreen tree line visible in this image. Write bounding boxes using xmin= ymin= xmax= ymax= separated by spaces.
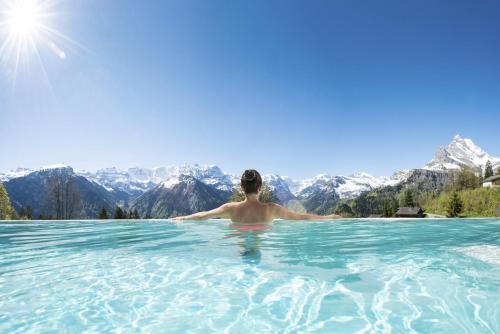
xmin=98 ymin=207 xmax=147 ymax=219
xmin=336 ymin=188 xmax=418 ymax=218
xmin=424 ymin=161 xmax=499 ymax=217
xmin=2 ymin=162 xmax=498 ymax=221
xmin=228 ymin=182 xmax=280 ymax=203
xmin=1 ymin=181 xmax=148 ymax=220
xmin=338 ymin=161 xmax=499 ymax=218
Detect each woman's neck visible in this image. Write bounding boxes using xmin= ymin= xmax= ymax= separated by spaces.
xmin=245 ymin=194 xmax=260 ymax=203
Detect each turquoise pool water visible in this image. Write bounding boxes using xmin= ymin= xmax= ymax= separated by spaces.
xmin=0 ymin=219 xmax=499 ymax=333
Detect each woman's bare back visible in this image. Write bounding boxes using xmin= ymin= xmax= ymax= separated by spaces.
xmin=227 ymin=201 xmax=274 ymax=224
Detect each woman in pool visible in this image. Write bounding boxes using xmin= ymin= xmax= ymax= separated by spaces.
xmin=173 ymin=169 xmax=342 ymax=223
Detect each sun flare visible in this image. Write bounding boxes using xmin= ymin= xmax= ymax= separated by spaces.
xmin=5 ymin=0 xmax=43 ymax=40
xmin=0 ymin=0 xmax=80 ymax=85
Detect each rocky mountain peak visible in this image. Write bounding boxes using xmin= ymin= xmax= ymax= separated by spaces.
xmin=425 ymin=135 xmax=500 ymax=171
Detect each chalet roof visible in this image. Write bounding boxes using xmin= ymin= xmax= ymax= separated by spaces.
xmin=396 ymin=207 xmax=423 ymax=215
xmin=483 ymin=175 xmax=500 ymax=183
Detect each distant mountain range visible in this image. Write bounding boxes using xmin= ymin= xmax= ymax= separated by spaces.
xmin=131 ymin=175 xmax=231 ymax=218
xmin=1 ymin=135 xmax=498 ymax=218
xmin=3 ymin=166 xmax=115 ymax=219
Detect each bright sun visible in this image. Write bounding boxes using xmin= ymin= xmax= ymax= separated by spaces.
xmin=0 ymin=0 xmax=80 ymax=84
xmin=5 ymin=0 xmax=43 ymax=39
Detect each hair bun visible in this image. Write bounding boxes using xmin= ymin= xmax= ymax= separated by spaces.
xmin=243 ymin=170 xmax=256 ymax=182
xmin=240 ymin=169 xmax=262 ymax=194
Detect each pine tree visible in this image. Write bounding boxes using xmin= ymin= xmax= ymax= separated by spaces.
xmin=447 ymin=192 xmax=463 ymax=218
xmin=403 ymin=189 xmax=415 ymax=207
xmin=383 ymin=199 xmax=394 ymax=217
xmin=496 ymin=167 xmax=500 ymax=176
xmin=114 ymin=206 xmax=125 ymax=219
xmin=454 ymin=167 xmax=481 ymax=190
xmin=259 ymin=183 xmax=280 ymax=203
xmin=18 ymin=206 xmax=32 ymax=220
xmin=0 ymin=184 xmax=16 ymax=220
xmin=391 ymin=196 xmax=399 ymax=214
xmin=334 ymin=203 xmax=354 ymax=217
xmin=25 ymin=206 xmax=32 ymax=219
xmin=228 ymin=182 xmax=279 ymax=204
xmin=19 ymin=207 xmax=26 ymax=218
xmin=127 ymin=209 xmax=140 ymax=219
xmin=484 ymin=160 xmax=494 ymax=179
xmin=229 ymin=188 xmax=245 ymax=202
xmin=98 ymin=207 xmax=109 ymax=219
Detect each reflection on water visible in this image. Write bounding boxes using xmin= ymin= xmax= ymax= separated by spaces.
xmin=1 ymin=219 xmax=500 ymax=333
xmin=227 ymin=223 xmax=272 ymax=264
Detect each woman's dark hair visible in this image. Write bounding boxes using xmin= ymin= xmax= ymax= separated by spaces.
xmin=241 ymin=169 xmax=262 ymax=194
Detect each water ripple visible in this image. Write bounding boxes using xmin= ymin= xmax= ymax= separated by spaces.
xmin=0 ymin=219 xmax=499 ymax=333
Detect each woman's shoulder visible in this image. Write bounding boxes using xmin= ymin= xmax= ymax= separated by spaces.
xmin=264 ymin=202 xmax=282 ymax=211
xmin=222 ymin=202 xmax=241 ymax=209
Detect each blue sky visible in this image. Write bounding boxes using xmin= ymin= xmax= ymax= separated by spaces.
xmin=1 ymin=0 xmax=499 ymax=179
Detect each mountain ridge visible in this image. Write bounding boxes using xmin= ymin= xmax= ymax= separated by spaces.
xmin=1 ymin=135 xmax=498 ymax=218
xmin=424 ymin=134 xmax=500 ymax=171
xmin=3 ymin=166 xmax=115 ymax=219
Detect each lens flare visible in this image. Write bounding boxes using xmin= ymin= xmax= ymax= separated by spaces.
xmin=5 ymin=0 xmax=42 ymax=39
xmin=0 ymin=0 xmax=81 ymax=86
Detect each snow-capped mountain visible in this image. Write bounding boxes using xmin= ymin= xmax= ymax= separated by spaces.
xmin=3 ymin=164 xmax=115 ymax=219
xmin=263 ymin=174 xmax=296 ymax=203
xmin=424 ymin=135 xmax=500 ymax=171
xmin=0 ymin=164 xmax=73 ymax=182
xmin=0 ymin=163 xmax=398 ymax=204
xmin=389 ymin=170 xmax=412 ymax=183
xmin=164 ymin=164 xmax=237 ymax=192
xmin=78 ymin=164 xmax=236 ymax=196
xmin=288 ymin=174 xmax=341 ymax=214
xmin=334 ymin=173 xmax=395 ymax=198
xmin=276 ymin=173 xmax=396 ymax=200
xmin=263 ymin=172 xmax=395 ymax=204
xmin=0 ymin=168 xmax=33 ymax=182
xmin=131 ymin=175 xmax=230 ymax=218
xmin=3 ymin=133 xmax=497 ymax=218
xmin=78 ymin=167 xmax=160 ymax=195
xmin=293 ymin=174 xmax=339 ymax=198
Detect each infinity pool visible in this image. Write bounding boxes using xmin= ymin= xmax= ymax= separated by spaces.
xmin=1 ymin=219 xmax=499 ymax=333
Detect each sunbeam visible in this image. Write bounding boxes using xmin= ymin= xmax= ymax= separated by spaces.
xmin=0 ymin=0 xmax=80 ymax=87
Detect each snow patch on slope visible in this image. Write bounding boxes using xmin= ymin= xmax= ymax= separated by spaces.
xmin=335 ymin=173 xmax=392 ymax=198
xmin=0 ymin=168 xmax=34 ymax=182
xmin=161 ymin=176 xmax=183 ymax=189
xmin=1 ymin=164 xmax=73 ymax=182
xmin=40 ymin=163 xmax=70 ymax=171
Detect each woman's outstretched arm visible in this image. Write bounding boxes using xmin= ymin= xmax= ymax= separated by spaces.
xmin=270 ymin=203 xmax=341 ymax=220
xmin=172 ymin=203 xmax=234 ymax=221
